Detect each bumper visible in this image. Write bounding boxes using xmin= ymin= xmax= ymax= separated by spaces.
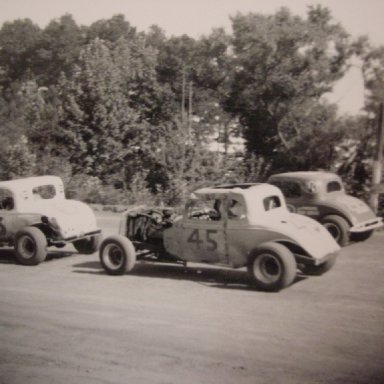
xmin=350 ymin=218 xmax=383 ymax=233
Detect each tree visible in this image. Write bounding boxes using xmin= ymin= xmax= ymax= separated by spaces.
xmin=55 ymin=36 xmax=176 ymax=185
xmin=357 ymin=38 xmax=384 ymax=114
xmin=56 ymin=38 xmax=139 ymax=179
xmin=36 ymin=14 xmax=85 ymax=85
xmin=0 ymin=19 xmax=41 ymax=86
xmin=224 ymin=6 xmax=352 ymax=160
xmin=145 ymin=118 xmax=241 ymax=205
xmin=334 ymin=38 xmax=384 ymax=202
xmin=0 ymin=135 xmax=36 ymax=179
xmin=87 ymin=14 xmax=136 ymax=44
xmin=272 ymin=102 xmax=345 ymax=172
xmin=113 ymin=37 xmax=175 ymax=125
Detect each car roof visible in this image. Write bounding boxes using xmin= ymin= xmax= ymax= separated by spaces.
xmin=213 ymin=183 xmax=261 ymax=189
xmin=0 ymin=175 xmax=63 ymax=190
xmin=269 ymin=171 xmax=340 ymax=182
xmin=193 ymin=183 xmax=280 ymax=197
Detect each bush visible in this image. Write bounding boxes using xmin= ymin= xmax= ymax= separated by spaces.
xmin=0 ymin=135 xmax=36 ymax=180
xmin=64 ymin=172 xmax=159 ymax=207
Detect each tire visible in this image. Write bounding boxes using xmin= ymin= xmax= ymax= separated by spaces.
xmin=321 ymin=215 xmax=350 ymax=246
xmin=73 ymin=235 xmax=101 ymax=254
xmin=301 ymin=254 xmax=336 ymax=276
xmin=99 ymin=235 xmax=136 ymax=275
xmin=14 ymin=227 xmax=48 ymax=266
xmin=351 ymin=230 xmax=373 ymax=243
xmin=247 ymin=242 xmax=297 ymax=292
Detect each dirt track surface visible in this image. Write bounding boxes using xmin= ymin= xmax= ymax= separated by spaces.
xmin=0 ymin=212 xmax=383 ymax=384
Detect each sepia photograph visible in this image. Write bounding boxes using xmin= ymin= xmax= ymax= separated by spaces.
xmin=0 ymin=0 xmax=383 ymax=383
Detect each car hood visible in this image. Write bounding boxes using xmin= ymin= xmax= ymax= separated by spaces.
xmin=252 ymin=212 xmax=340 ymax=260
xmin=24 ymin=199 xmax=99 ymax=239
xmin=324 ymin=194 xmax=377 ymax=222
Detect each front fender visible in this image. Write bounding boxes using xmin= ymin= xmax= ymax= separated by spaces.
xmin=251 ymin=213 xmax=340 ymax=262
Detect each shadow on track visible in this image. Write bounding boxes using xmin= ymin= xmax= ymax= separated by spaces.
xmin=0 ymin=248 xmax=77 ymax=265
xmin=72 ymin=259 xmax=308 ymax=291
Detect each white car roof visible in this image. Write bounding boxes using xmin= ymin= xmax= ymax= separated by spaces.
xmin=193 ymin=183 xmax=282 ymax=199
xmin=269 ymin=171 xmax=340 ymax=182
xmin=0 ymin=175 xmax=63 ymax=191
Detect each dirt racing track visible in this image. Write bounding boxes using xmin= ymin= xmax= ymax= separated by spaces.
xmin=0 ymin=212 xmax=383 ymax=384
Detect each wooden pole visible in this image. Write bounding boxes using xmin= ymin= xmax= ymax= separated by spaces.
xmin=370 ymin=102 xmax=384 ymax=213
xmin=181 ymin=65 xmax=186 ymax=125
xmin=188 ymin=81 xmax=192 ymax=142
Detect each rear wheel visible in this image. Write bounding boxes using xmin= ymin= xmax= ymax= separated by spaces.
xmin=99 ymin=235 xmax=136 ymax=275
xmin=14 ymin=227 xmax=47 ymax=266
xmin=73 ymin=235 xmax=100 ymax=254
xmin=247 ymin=242 xmax=296 ymax=291
xmin=321 ymin=215 xmax=350 ymax=246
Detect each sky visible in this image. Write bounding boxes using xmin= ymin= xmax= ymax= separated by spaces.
xmin=1 ymin=0 xmax=384 ymax=115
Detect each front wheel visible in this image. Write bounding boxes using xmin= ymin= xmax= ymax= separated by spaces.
xmin=99 ymin=235 xmax=136 ymax=275
xmin=14 ymin=227 xmax=48 ymax=266
xmin=321 ymin=215 xmax=350 ymax=246
xmin=247 ymin=242 xmax=297 ymax=292
xmin=73 ymin=235 xmax=101 ymax=254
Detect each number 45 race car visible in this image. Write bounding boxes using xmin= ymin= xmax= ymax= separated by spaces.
xmin=99 ymin=184 xmax=340 ymax=291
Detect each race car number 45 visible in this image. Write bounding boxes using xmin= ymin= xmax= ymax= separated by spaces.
xmin=187 ymin=229 xmax=218 ymax=251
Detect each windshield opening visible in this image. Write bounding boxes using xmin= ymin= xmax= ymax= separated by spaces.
xmin=186 ymin=198 xmax=221 ymax=221
xmin=271 ymin=181 xmax=301 ymax=198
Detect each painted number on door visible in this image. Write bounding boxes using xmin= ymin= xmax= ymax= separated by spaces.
xmin=187 ymin=229 xmax=218 ymax=251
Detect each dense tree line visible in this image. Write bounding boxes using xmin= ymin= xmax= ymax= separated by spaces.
xmin=0 ymin=7 xmax=383 ymax=206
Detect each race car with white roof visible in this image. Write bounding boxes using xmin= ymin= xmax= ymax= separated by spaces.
xmin=0 ymin=175 xmax=101 ymax=265
xmin=99 ymin=183 xmax=340 ymax=291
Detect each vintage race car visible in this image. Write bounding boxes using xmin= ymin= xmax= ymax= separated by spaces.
xmin=268 ymin=171 xmax=383 ymax=246
xmin=0 ymin=175 xmax=101 ymax=265
xmin=99 ymin=184 xmax=340 ymax=291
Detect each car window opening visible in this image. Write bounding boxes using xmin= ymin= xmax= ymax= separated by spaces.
xmin=263 ymin=196 xmax=281 ymax=211
xmin=0 ymin=189 xmax=14 ymax=210
xmin=327 ymin=181 xmax=342 ymax=193
xmin=228 ymin=199 xmax=245 ymax=219
xmin=32 ymin=185 xmax=56 ymax=199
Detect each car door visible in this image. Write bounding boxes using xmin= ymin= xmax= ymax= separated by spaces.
xmin=179 ymin=197 xmax=227 ymax=263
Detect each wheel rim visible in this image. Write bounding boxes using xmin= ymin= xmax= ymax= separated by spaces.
xmin=323 ymin=222 xmax=340 ymax=241
xmin=18 ymin=236 xmax=35 ymax=259
xmin=102 ymin=243 xmax=124 ymax=270
xmin=253 ymin=253 xmax=282 ymax=284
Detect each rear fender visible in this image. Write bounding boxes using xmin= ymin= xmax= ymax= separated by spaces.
xmin=3 ymin=213 xmax=42 ymax=238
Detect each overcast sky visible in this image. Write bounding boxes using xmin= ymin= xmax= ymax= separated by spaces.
xmin=1 ymin=0 xmax=383 ymax=115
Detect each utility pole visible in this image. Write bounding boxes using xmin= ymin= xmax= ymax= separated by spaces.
xmin=188 ymin=81 xmax=193 ymax=142
xmin=181 ymin=65 xmax=186 ymax=126
xmin=370 ymin=102 xmax=384 ymax=213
